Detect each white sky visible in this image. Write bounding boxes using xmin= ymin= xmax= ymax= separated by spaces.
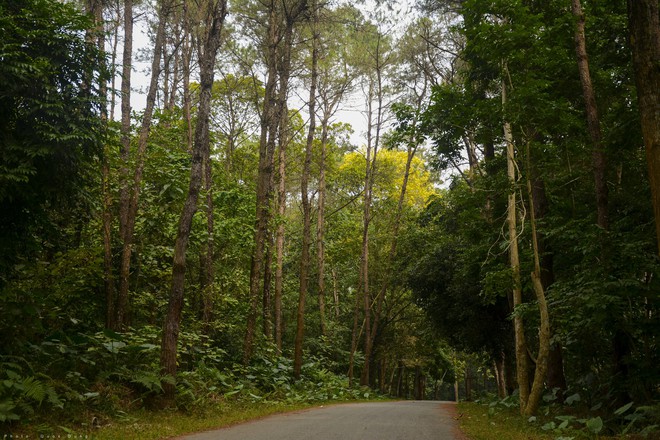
xmin=113 ymin=0 xmax=418 ymax=149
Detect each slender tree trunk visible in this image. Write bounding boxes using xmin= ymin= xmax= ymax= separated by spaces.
xmin=109 ymin=11 xmax=120 ymax=121
xmin=116 ymin=0 xmax=133 ymax=330
xmin=244 ymin=2 xmax=280 ymax=365
xmin=368 ymin=140 xmax=418 ymax=366
xmin=262 ymin=220 xmax=274 ymax=339
xmin=332 ymin=268 xmax=340 ymax=318
xmin=502 ymin=74 xmax=529 ymax=414
xmin=359 ymin=82 xmax=376 ymax=387
xmin=162 ymin=36 xmax=171 ymax=111
xmin=494 ymin=354 xmax=507 ymax=398
xmin=531 ymin=168 xmax=567 ymax=395
xmin=167 ymin=24 xmax=180 ymax=112
xmin=316 ymin=118 xmax=328 ymax=337
xmin=182 ymin=2 xmax=193 ymax=152
xmin=315 ymin=63 xmax=350 ymax=338
xmin=86 ymin=0 xmax=115 ymax=330
xmin=102 ymin=150 xmax=114 ymax=330
xmin=359 ymin=146 xmax=372 ymax=387
xmin=274 ymin=120 xmax=286 ymax=352
xmin=117 ymin=0 xmax=170 ymax=329
xmin=572 ymin=0 xmax=609 ymax=230
xmin=201 ymin=148 xmax=214 ymax=328
xmin=161 ymin=0 xmax=227 ymax=398
xmin=627 ymin=0 xmax=660 ymax=255
xmin=523 ymin=140 xmax=551 ymax=416
xmin=294 ymin=8 xmax=318 ymax=378
xmin=267 ymin=22 xmax=295 ymax=342
xmin=361 ymin=35 xmax=386 ymax=386
xmin=348 ymin=281 xmax=362 ymax=386
xmin=464 ymin=363 xmax=471 ymax=401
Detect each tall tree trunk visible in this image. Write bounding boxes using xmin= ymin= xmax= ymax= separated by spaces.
xmin=316 ymin=58 xmax=350 ymax=338
xmin=359 ymin=81 xmax=377 ymax=387
xmin=116 ymin=0 xmax=133 ymax=330
xmin=502 ymin=74 xmax=529 ymax=414
xmin=348 ymin=278 xmax=362 ymax=386
xmin=161 ymin=0 xmax=227 ymax=398
xmin=294 ymin=7 xmax=318 ymax=379
xmin=360 ymin=34 xmax=386 ymax=386
xmin=262 ymin=221 xmax=274 ymax=339
xmin=102 ymin=144 xmax=114 ymax=330
xmin=244 ymin=1 xmax=280 ymax=365
xmin=572 ymin=0 xmax=608 ymax=230
xmin=182 ymin=2 xmax=193 ymax=152
xmin=117 ymin=0 xmax=170 ymax=329
xmin=167 ymin=23 xmax=180 ymax=112
xmin=274 ymin=117 xmax=287 ymax=352
xmin=359 ymin=138 xmax=372 ymax=386
xmin=86 ymin=0 xmax=115 ymax=331
xmin=162 ymin=34 xmax=171 ymax=111
xmin=201 ymin=148 xmax=214 ymax=328
xmin=332 ymin=268 xmax=340 ymax=318
xmin=531 ymin=169 xmax=567 ymax=394
xmin=267 ymin=21 xmax=295 ymax=343
xmin=627 ymin=0 xmax=660 ymax=255
xmin=316 ymin=118 xmax=328 ymax=337
xmin=368 ymin=129 xmax=419 ymax=371
xmin=109 ymin=11 xmax=120 ymax=121
xmin=523 ymin=139 xmax=551 ymax=416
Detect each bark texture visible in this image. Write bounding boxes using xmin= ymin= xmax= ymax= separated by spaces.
xmin=274 ymin=124 xmax=286 ymax=352
xmin=503 ymin=77 xmax=529 ymax=414
xmin=627 ymin=0 xmax=660 ymax=254
xmin=117 ymin=0 xmax=169 ymax=329
xmin=161 ymin=0 xmax=227 ymax=398
xmin=572 ymin=0 xmax=609 ymax=230
xmin=244 ymin=1 xmax=279 ymax=364
xmin=294 ymin=6 xmax=318 ymax=378
xmin=116 ymin=0 xmax=133 ymax=330
xmin=524 ymin=143 xmax=551 ymax=415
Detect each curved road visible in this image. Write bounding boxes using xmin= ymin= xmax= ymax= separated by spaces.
xmin=178 ymin=401 xmax=464 ymax=440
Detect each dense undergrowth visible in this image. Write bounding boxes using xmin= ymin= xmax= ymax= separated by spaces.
xmin=460 ymin=393 xmax=660 ymax=440
xmin=0 ymin=326 xmax=377 ymax=438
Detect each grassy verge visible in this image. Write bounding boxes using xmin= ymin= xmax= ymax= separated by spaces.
xmin=91 ymin=401 xmax=317 ymax=440
xmin=457 ymin=402 xmax=659 ymax=440
xmin=457 ymin=401 xmax=554 ymax=440
xmin=6 ymin=399 xmax=375 ymax=440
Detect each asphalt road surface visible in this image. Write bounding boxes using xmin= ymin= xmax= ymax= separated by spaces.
xmin=178 ymin=401 xmax=464 ymax=440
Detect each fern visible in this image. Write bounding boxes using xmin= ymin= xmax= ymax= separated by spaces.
xmin=129 ymin=370 xmax=164 ymax=393
xmin=0 ymin=363 xmax=64 ymax=422
xmin=18 ymin=376 xmax=47 ymax=403
xmin=45 ymin=386 xmax=64 ymax=409
xmin=0 ymin=399 xmax=20 ymax=422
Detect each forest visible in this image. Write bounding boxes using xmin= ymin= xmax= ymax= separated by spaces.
xmin=0 ymin=0 xmax=658 ymax=437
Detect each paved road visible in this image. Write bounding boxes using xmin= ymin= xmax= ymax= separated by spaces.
xmin=178 ymin=401 xmax=463 ymax=440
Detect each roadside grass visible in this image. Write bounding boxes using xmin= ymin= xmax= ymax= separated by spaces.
xmin=458 ymin=401 xmax=554 ymax=440
xmin=91 ymin=401 xmax=316 ymax=440
xmin=6 ymin=399 xmax=379 ymax=440
xmin=457 ymin=402 xmax=659 ymax=440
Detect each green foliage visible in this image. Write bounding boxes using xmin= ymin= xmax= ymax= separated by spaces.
xmin=400 ymin=185 xmax=513 ymax=360
xmin=412 ymin=0 xmax=659 ymax=424
xmin=0 ymin=325 xmax=381 ymax=427
xmin=478 ymin=393 xmax=660 ymax=438
xmin=0 ymin=363 xmax=62 ymax=423
xmin=0 ymin=0 xmax=105 ymax=283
